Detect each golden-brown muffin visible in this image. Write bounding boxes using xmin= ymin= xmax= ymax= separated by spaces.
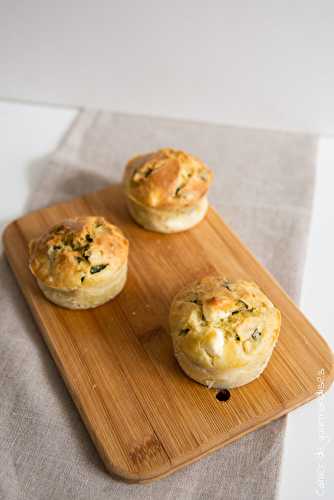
xmin=169 ymin=276 xmax=281 ymax=389
xmin=29 ymin=216 xmax=129 ymax=309
xmin=123 ymin=148 xmax=212 ymax=233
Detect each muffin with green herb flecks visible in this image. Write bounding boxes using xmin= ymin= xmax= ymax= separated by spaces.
xmin=29 ymin=216 xmax=128 ymax=309
xmin=123 ymin=148 xmax=212 ymax=233
xmin=169 ymin=275 xmax=281 ymax=388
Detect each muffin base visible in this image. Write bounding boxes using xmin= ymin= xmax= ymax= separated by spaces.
xmin=126 ymin=196 xmax=208 ymax=233
xmin=37 ymin=263 xmax=127 ymax=309
xmin=174 ymin=342 xmax=277 ymax=389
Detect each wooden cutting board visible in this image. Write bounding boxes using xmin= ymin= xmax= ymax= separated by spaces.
xmin=3 ymin=184 xmax=334 ymax=483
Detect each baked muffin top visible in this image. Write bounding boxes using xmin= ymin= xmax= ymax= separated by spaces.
xmin=123 ymin=148 xmax=212 ymax=209
xmin=29 ymin=216 xmax=129 ymax=289
xmin=169 ymin=275 xmax=281 ymax=371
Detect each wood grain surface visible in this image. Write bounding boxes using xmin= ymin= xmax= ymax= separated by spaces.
xmin=3 ymin=184 xmax=334 ymax=483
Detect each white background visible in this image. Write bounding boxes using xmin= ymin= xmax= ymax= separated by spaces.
xmin=1 ymin=0 xmax=334 ymax=134
xmin=0 ymin=1 xmax=333 ymax=498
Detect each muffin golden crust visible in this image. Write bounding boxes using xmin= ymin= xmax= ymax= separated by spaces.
xmin=29 ymin=216 xmax=129 ymax=309
xmin=169 ymin=276 xmax=281 ymax=389
xmin=123 ymin=148 xmax=212 ymax=233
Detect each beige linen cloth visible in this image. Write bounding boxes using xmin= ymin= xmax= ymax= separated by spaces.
xmin=0 ymin=111 xmax=317 ymax=500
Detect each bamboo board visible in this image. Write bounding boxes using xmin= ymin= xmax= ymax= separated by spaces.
xmin=3 ymin=184 xmax=334 ymax=483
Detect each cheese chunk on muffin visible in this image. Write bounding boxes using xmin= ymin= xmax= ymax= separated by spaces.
xmin=123 ymin=148 xmax=212 ymax=233
xmin=169 ymin=276 xmax=281 ymax=389
xmin=29 ymin=216 xmax=129 ymax=309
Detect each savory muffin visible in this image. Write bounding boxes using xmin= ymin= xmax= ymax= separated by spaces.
xmin=169 ymin=276 xmax=281 ymax=389
xmin=123 ymin=148 xmax=212 ymax=233
xmin=29 ymin=216 xmax=129 ymax=309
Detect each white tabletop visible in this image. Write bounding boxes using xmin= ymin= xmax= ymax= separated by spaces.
xmin=1 ymin=101 xmax=333 ymax=499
